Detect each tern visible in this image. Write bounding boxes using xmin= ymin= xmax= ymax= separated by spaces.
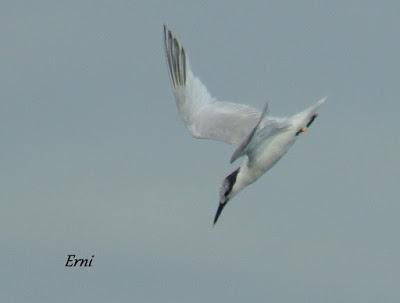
xmin=163 ymin=25 xmax=326 ymax=225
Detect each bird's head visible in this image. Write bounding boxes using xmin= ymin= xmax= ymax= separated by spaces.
xmin=214 ymin=168 xmax=240 ymax=225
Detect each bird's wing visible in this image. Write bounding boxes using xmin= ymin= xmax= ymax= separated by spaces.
xmin=230 ymin=107 xmax=291 ymax=163
xmin=230 ymin=102 xmax=269 ymax=163
xmin=163 ymin=25 xmax=261 ymax=146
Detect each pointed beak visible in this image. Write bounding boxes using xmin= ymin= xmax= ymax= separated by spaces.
xmin=213 ymin=200 xmax=228 ymax=226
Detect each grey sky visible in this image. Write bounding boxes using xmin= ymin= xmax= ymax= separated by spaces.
xmin=1 ymin=1 xmax=399 ymax=302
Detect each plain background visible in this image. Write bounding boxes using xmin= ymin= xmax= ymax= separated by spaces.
xmin=1 ymin=1 xmax=399 ymax=302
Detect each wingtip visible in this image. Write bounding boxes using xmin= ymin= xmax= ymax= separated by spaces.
xmin=309 ymin=96 xmax=327 ymax=112
xmin=318 ymin=96 xmax=328 ymax=105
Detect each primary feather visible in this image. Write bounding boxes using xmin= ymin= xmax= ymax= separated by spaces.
xmin=163 ymin=25 xmax=326 ymax=225
xmin=164 ymin=25 xmax=263 ymax=145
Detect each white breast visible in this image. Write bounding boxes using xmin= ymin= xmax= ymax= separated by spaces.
xmin=231 ymin=129 xmax=297 ymax=195
xmin=250 ymin=129 xmax=296 ymax=174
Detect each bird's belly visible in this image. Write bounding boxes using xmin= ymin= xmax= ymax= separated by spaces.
xmin=250 ymin=130 xmax=295 ymax=174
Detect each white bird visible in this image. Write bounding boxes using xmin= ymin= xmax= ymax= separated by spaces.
xmin=163 ymin=25 xmax=326 ymax=225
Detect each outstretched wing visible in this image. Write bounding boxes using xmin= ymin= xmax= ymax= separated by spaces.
xmin=230 ymin=103 xmax=291 ymax=163
xmin=163 ymin=25 xmax=261 ymax=146
xmin=230 ymin=102 xmax=269 ymax=163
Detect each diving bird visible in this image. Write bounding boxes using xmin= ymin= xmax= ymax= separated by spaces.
xmin=163 ymin=25 xmax=326 ymax=225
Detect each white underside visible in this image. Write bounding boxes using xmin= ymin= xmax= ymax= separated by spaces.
xmin=235 ymin=129 xmax=296 ymax=191
xmin=164 ymin=26 xmax=326 ymax=203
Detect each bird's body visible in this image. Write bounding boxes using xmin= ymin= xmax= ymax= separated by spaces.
xmin=250 ymin=129 xmax=295 ymax=174
xmin=163 ymin=25 xmax=325 ymax=225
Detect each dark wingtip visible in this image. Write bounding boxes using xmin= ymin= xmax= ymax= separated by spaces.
xmin=163 ymin=24 xmax=168 ymax=38
xmin=306 ymin=114 xmax=318 ymax=128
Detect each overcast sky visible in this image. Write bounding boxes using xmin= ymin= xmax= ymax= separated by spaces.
xmin=1 ymin=1 xmax=399 ymax=302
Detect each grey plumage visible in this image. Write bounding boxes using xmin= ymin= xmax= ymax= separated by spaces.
xmin=163 ymin=25 xmax=326 ymax=225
